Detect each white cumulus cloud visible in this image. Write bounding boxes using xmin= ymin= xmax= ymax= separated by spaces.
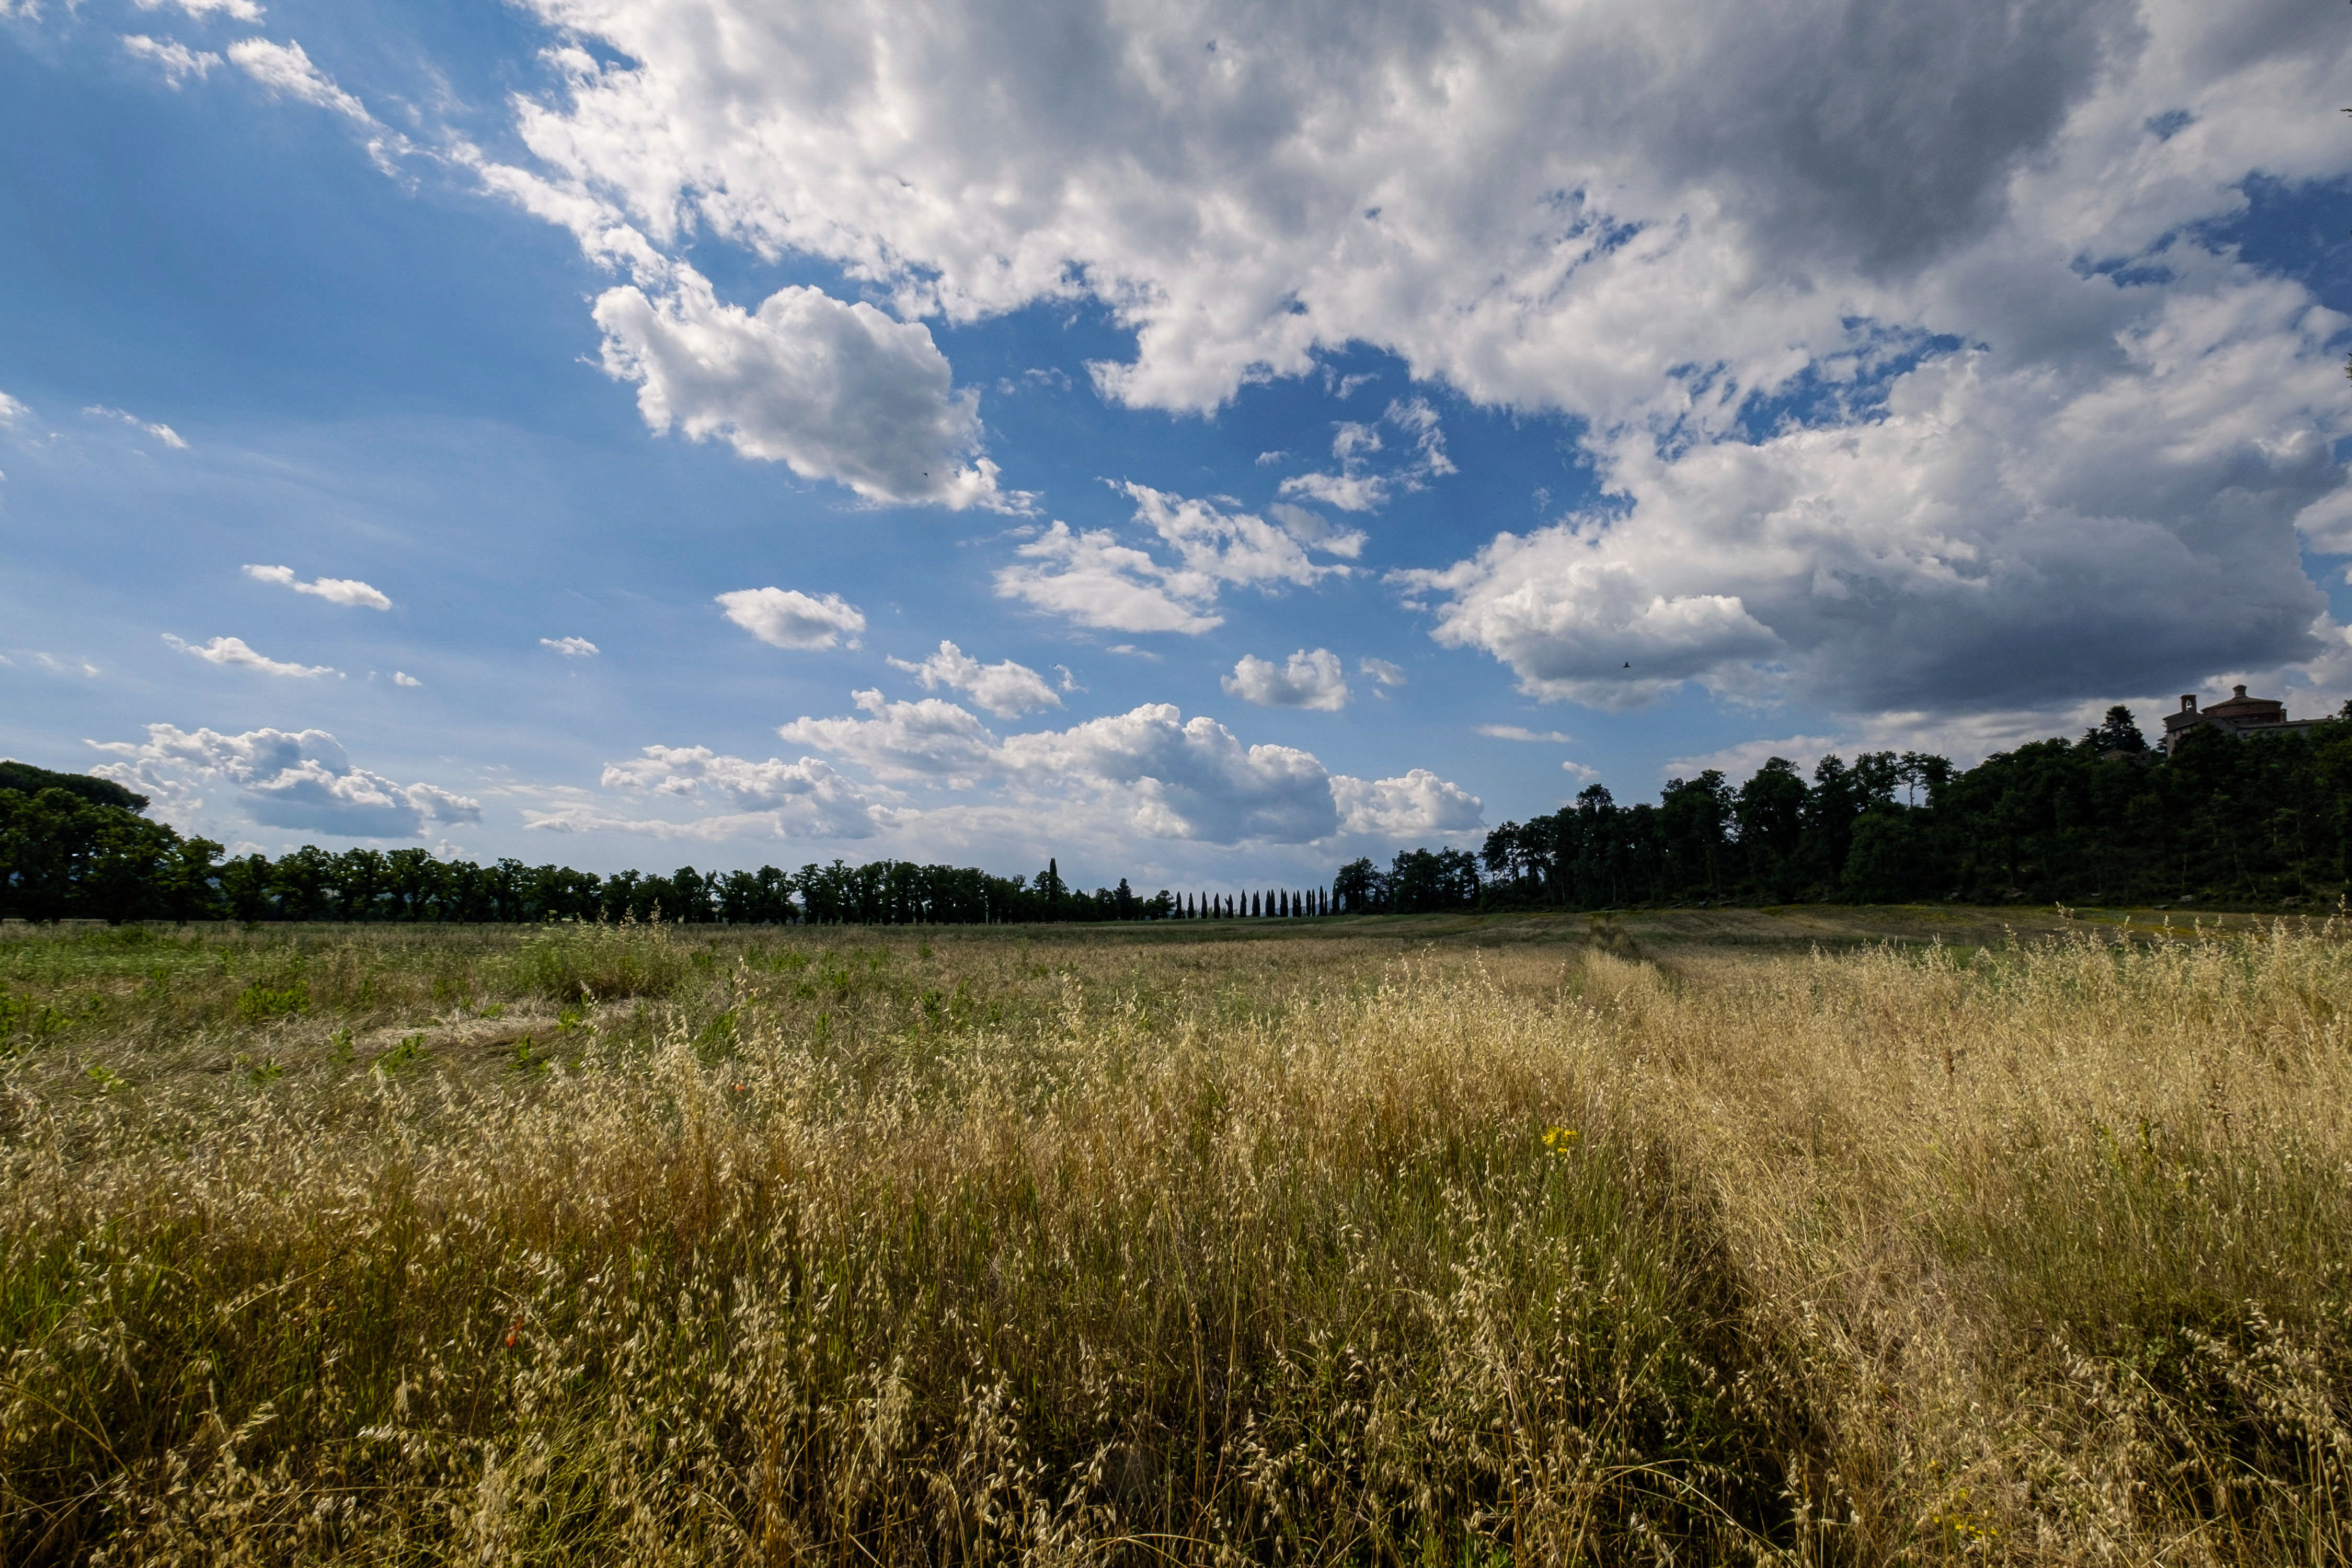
xmin=1330 ymin=769 xmax=1486 ymax=838
xmin=1405 ymin=310 xmax=2348 ymax=714
xmin=552 ymin=743 xmax=882 ymax=838
xmin=541 ymin=636 xmax=599 ymax=657
xmin=994 ymin=521 xmax=1223 ymax=636
xmin=589 ymin=693 xmax=1485 ymax=852
xmin=164 ymin=633 xmax=338 ymax=678
xmin=1278 ymin=397 xmax=1457 ymax=513
xmin=1002 ymin=705 xmax=1340 ymax=843
xmin=90 ymin=724 xmax=479 ymax=838
xmin=0 ymin=391 xmax=27 ymax=426
xmin=888 ymin=639 xmax=1062 ymax=717
xmin=1403 ymin=543 xmax=1782 ymax=713
xmin=480 ymin=0 xmax=2352 ymax=721
xmin=995 ymin=484 xmax=1360 ymax=637
xmin=1123 ymin=482 xmax=1357 ymax=591
xmin=243 ymin=563 xmax=392 ymax=610
xmin=1267 ymin=503 xmax=1364 ymax=559
xmin=1222 ymin=648 xmax=1349 ymax=710
xmin=715 ymin=586 xmax=865 ymax=650
xmin=489 ymin=0 xmax=2350 ymax=418
xmin=392 ymin=670 xmax=422 ymax=687
xmin=1358 ymin=657 xmax=1406 ymax=687
xmin=594 ymin=268 xmax=1015 ymax=510
xmin=778 ymin=690 xmax=1000 ymax=783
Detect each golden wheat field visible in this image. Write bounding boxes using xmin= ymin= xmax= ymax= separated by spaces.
xmin=1 ymin=909 xmax=2347 ymax=1566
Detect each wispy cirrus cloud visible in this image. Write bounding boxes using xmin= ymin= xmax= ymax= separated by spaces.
xmin=135 ymin=0 xmax=265 ymax=21
xmin=164 ymin=633 xmax=338 ymax=678
xmin=85 ymin=405 xmax=186 ymax=448
xmin=227 ymin=37 xmax=368 ymax=121
xmin=11 ymin=652 xmax=103 ymax=678
xmin=243 ymin=563 xmax=392 ymax=610
xmin=121 ymin=34 xmax=221 ymax=86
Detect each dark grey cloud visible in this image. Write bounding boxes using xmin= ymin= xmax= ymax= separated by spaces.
xmin=1654 ymin=0 xmax=2139 ymax=278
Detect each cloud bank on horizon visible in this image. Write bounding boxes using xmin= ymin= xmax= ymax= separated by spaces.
xmin=3 ymin=0 xmax=2349 ymax=881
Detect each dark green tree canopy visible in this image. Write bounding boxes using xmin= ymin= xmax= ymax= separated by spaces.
xmin=2081 ymin=705 xmax=2149 ymax=754
xmin=0 ymin=759 xmax=148 ymax=813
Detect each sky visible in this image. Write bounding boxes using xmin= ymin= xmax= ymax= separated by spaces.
xmin=2 ymin=0 xmax=2350 ymax=894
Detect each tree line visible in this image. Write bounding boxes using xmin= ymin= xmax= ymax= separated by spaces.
xmin=7 ymin=702 xmax=2351 ymax=924
xmin=1466 ymin=705 xmax=2352 ymax=910
xmin=0 ymin=764 xmax=1338 ymax=925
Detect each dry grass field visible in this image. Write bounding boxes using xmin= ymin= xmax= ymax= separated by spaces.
xmin=2 ymin=908 xmax=2346 ymax=1565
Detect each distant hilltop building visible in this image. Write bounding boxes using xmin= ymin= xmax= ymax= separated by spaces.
xmin=2161 ymin=684 xmax=2327 ymax=755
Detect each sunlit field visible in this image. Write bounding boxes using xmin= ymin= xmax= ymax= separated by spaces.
xmin=3 ymin=909 xmax=2346 ymax=1565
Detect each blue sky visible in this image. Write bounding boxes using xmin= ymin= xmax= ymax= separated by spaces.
xmin=3 ymin=0 xmax=2349 ymax=892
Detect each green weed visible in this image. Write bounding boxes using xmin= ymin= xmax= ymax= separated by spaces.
xmin=235 ymin=978 xmax=309 ymax=1023
xmin=373 ymin=1033 xmax=427 ymax=1074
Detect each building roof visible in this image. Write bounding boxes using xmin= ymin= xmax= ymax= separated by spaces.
xmin=2164 ymin=684 xmax=2286 ymax=735
xmin=2200 ymin=684 xmax=2284 ymax=722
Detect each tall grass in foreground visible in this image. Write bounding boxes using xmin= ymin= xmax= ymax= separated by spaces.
xmin=1 ymin=920 xmax=2347 ymax=1564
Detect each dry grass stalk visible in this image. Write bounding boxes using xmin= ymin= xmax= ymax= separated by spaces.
xmin=0 ymin=916 xmax=2345 ymax=1564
